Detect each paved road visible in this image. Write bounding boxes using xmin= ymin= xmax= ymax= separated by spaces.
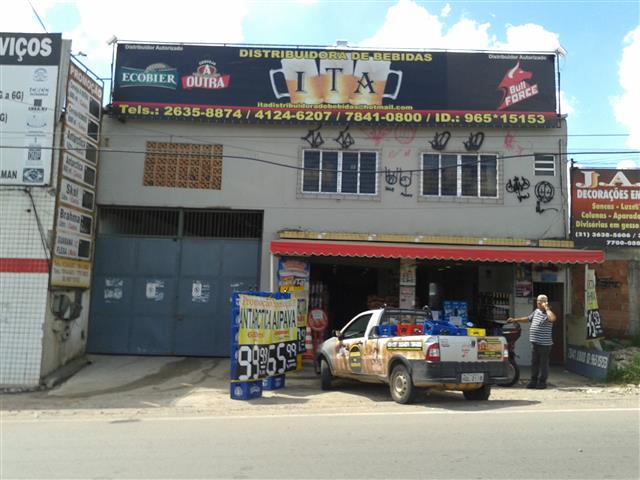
xmin=3 ymin=405 xmax=638 ymax=479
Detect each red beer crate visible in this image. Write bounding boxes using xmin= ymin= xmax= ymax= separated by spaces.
xmin=397 ymin=324 xmax=424 ymax=336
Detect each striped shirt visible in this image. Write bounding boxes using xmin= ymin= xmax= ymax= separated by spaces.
xmin=528 ymin=308 xmax=553 ymax=346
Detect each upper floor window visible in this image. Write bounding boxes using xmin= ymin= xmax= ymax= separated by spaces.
xmin=302 ymin=150 xmax=378 ymax=195
xmin=421 ymin=153 xmax=498 ymax=198
xmin=534 ymin=154 xmax=556 ymax=176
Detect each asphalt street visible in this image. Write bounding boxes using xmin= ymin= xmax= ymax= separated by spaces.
xmin=3 ymin=406 xmax=638 ymax=479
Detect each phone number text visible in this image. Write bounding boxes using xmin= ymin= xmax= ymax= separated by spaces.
xmin=115 ymin=103 xmax=556 ymax=127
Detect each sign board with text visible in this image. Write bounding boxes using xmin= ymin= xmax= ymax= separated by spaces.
xmin=566 ymin=344 xmax=610 ymax=380
xmin=230 ymin=293 xmax=299 ymax=382
xmin=113 ymin=43 xmax=558 ymax=128
xmin=0 ymin=33 xmax=62 ymax=185
xmin=571 ymin=169 xmax=640 ymax=248
xmin=51 ymin=61 xmax=103 ymax=288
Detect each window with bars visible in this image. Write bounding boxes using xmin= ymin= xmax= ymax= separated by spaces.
xmin=534 ymin=154 xmax=556 ymax=176
xmin=421 ymin=153 xmax=498 ymax=198
xmin=302 ymin=150 xmax=378 ymax=195
xmin=144 ymin=142 xmax=223 ymax=190
xmin=98 ymin=207 xmax=263 ymax=238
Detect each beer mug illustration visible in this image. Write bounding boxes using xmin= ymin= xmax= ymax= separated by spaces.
xmin=319 ymin=57 xmax=356 ymax=104
xmin=269 ymin=58 xmax=324 ymax=105
xmin=350 ymin=60 xmax=403 ymax=105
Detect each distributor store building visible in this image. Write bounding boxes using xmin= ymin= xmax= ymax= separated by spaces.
xmin=90 ymin=41 xmax=604 ymax=366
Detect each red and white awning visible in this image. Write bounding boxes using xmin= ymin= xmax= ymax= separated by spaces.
xmin=270 ymin=240 xmax=604 ymax=264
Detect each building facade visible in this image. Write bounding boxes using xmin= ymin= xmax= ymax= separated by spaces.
xmin=1 ymin=32 xmax=103 ymax=388
xmin=88 ymin=42 xmax=603 ymax=367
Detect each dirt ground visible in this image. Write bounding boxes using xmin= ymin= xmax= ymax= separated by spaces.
xmin=1 ymin=355 xmax=638 ymax=420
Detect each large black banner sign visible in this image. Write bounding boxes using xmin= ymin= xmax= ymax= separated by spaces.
xmin=112 ymin=43 xmax=558 ymax=127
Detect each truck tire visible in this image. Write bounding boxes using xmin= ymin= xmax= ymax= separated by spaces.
xmin=320 ymin=358 xmax=333 ymax=390
xmin=463 ymin=384 xmax=491 ymax=401
xmin=389 ymin=364 xmax=416 ymax=404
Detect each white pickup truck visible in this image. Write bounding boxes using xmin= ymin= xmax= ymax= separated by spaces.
xmin=315 ymin=308 xmax=510 ymax=404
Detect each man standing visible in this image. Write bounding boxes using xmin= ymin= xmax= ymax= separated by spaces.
xmin=507 ymin=294 xmax=556 ymax=389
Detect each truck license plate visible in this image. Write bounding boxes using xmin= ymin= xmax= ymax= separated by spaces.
xmin=461 ymin=373 xmax=484 ymax=383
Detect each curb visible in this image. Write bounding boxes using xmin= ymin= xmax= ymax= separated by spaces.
xmin=42 ymin=356 xmax=91 ymax=389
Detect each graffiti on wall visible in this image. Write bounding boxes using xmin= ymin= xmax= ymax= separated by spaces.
xmin=505 ymin=176 xmax=531 ymax=202
xmin=384 ymin=167 xmax=413 ymax=197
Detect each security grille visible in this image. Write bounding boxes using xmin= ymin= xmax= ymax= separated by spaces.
xmin=98 ymin=207 xmax=263 ymax=238
xmin=98 ymin=207 xmax=180 ymax=236
xmin=183 ymin=210 xmax=263 ymax=238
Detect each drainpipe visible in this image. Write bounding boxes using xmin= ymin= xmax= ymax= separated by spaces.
xmin=270 ymin=252 xmax=274 ymax=293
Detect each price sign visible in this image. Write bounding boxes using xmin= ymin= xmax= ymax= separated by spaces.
xmin=230 ymin=293 xmax=299 ymax=381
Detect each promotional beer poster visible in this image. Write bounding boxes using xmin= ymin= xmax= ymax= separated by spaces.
xmin=585 ymin=269 xmax=604 ymax=340
xmin=230 ymin=293 xmax=299 ymax=382
xmin=277 ymin=258 xmax=310 ymax=352
xmin=112 ymin=43 xmax=558 ymax=128
xmin=571 ymin=169 xmax=640 ymax=248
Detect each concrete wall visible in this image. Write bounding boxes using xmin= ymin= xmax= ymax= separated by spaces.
xmin=98 ymin=119 xmax=569 ymax=290
xmin=0 ymin=189 xmax=53 ymax=387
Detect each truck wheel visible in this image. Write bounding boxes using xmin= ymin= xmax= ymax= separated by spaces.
xmin=320 ymin=358 xmax=333 ymax=390
xmin=389 ymin=365 xmax=416 ymax=404
xmin=463 ymin=384 xmax=491 ymax=401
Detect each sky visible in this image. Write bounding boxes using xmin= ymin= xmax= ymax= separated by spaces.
xmin=3 ymin=0 xmax=639 ymax=169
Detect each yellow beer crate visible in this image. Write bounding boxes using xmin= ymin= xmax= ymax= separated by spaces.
xmin=467 ymin=328 xmax=486 ymax=336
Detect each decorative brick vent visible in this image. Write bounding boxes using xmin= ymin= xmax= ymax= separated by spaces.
xmin=144 ymin=142 xmax=222 ymax=189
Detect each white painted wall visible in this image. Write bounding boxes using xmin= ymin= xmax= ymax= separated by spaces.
xmin=98 ymin=119 xmax=569 ymax=292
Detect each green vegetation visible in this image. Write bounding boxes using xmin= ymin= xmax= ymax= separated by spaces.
xmin=607 ymin=352 xmax=640 ymax=384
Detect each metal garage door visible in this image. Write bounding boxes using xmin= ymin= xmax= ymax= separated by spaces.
xmin=87 ymin=208 xmax=262 ymax=356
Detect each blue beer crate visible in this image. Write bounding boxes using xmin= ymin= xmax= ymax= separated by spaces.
xmin=423 ymin=320 xmax=467 ymax=336
xmin=378 ymin=324 xmax=398 ymax=337
xmin=230 ymin=381 xmax=263 ymax=400
xmin=262 ymin=374 xmax=286 ymax=390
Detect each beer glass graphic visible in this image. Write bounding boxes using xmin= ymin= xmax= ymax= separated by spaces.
xmin=269 ymin=59 xmax=324 ymax=105
xmin=318 ymin=57 xmax=356 ymax=104
xmin=350 ymin=60 xmax=402 ymax=105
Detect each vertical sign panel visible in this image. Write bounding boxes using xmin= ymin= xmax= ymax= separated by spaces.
xmin=51 ymin=61 xmax=103 ymax=288
xmin=0 ymin=33 xmax=62 ymax=185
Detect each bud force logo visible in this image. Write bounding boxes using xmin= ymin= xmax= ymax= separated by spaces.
xmin=181 ymin=60 xmax=230 ymax=90
xmin=497 ymin=62 xmax=539 ymax=110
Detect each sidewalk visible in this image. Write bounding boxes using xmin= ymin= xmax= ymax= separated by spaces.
xmin=1 ymin=355 xmax=636 ymax=418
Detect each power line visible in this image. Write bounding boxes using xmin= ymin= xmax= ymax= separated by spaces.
xmin=0 ymin=144 xmax=637 ymax=174
xmin=27 ymin=0 xmax=48 ymax=33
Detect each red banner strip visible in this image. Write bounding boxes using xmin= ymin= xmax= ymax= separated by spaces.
xmin=0 ymin=258 xmax=49 ymax=273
